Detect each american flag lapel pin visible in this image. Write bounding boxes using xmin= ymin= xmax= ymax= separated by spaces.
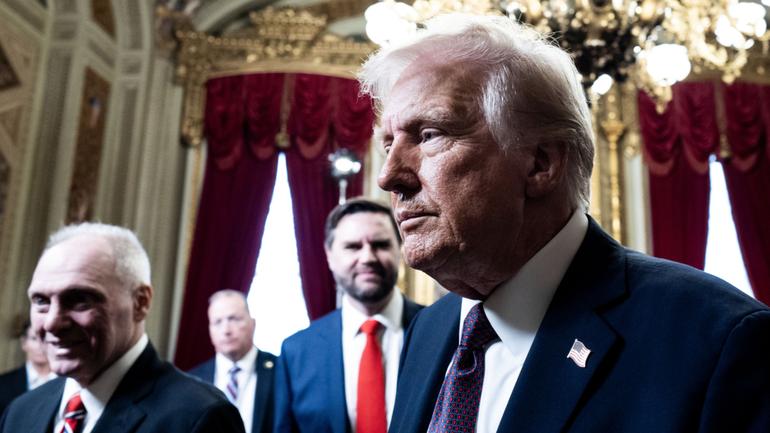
xmin=567 ymin=339 xmax=591 ymax=368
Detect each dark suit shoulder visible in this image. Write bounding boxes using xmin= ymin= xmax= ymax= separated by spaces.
xmin=99 ymin=344 xmax=245 ymax=433
xmin=0 ymin=366 xmax=27 ymax=413
xmin=3 ymin=374 xmax=63 ymax=407
xmin=187 ymin=358 xmax=215 ymax=382
xmin=1 ymin=376 xmax=64 ymax=432
xmin=257 ymin=350 xmax=277 ymax=362
xmin=281 ymin=309 xmax=341 ymax=354
xmin=0 ymin=366 xmax=26 ymax=384
xmin=623 ymin=250 xmax=767 ymax=322
xmin=155 ymin=362 xmax=235 ymax=409
xmin=402 ymin=297 xmax=424 ymax=328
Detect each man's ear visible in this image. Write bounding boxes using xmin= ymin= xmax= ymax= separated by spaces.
xmin=525 ymin=141 xmax=567 ymax=199
xmin=133 ymin=284 xmax=153 ymax=322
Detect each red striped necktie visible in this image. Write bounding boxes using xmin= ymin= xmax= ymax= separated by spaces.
xmin=60 ymin=392 xmax=87 ymax=433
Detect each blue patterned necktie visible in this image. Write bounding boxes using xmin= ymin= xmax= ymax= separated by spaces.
xmin=428 ymin=303 xmax=499 ymax=432
xmin=226 ymin=364 xmax=241 ymax=402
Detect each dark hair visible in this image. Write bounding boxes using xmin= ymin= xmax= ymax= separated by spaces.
xmin=324 ymin=197 xmax=401 ymax=248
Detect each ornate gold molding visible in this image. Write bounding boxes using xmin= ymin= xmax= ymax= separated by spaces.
xmin=591 ymin=86 xmax=628 ymax=244
xmin=174 ymin=7 xmax=376 ymax=147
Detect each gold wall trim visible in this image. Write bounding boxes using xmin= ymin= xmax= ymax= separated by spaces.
xmin=174 ymin=6 xmax=376 ymax=147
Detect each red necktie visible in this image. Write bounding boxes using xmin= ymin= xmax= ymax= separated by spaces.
xmin=60 ymin=392 xmax=87 ymax=433
xmin=428 ymin=303 xmax=499 ymax=432
xmin=357 ymin=319 xmax=387 ymax=433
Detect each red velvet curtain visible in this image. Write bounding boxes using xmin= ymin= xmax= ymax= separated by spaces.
xmin=175 ymin=74 xmax=283 ymax=370
xmin=286 ymin=74 xmax=374 ymax=320
xmin=174 ymin=73 xmax=375 ymax=368
xmin=721 ymin=83 xmax=770 ymax=304
xmin=639 ymin=82 xmax=718 ymax=269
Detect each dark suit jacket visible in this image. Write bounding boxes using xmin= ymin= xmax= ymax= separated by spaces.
xmin=274 ymin=296 xmax=423 ymax=433
xmin=0 ymin=343 xmax=245 ymax=433
xmin=189 ymin=349 xmax=277 ymax=433
xmin=390 ymin=219 xmax=770 ymax=433
xmin=0 ymin=366 xmax=27 ymax=415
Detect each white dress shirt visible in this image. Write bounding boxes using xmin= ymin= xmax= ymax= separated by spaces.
xmin=25 ymin=362 xmax=56 ymax=390
xmin=456 ymin=211 xmax=588 ymax=433
xmin=342 ymin=290 xmax=405 ymax=431
xmin=214 ymin=347 xmax=258 ymax=433
xmin=53 ymin=334 xmax=149 ymax=433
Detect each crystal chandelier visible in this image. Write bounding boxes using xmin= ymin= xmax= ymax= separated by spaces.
xmin=364 ymin=0 xmax=769 ymax=104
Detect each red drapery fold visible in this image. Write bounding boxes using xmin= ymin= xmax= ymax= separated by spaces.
xmin=721 ymin=83 xmax=770 ymax=304
xmin=639 ymin=82 xmax=718 ymax=269
xmin=175 ymin=73 xmax=375 ymax=368
xmin=287 ymin=74 xmax=373 ymax=320
xmin=175 ymin=74 xmax=283 ymax=370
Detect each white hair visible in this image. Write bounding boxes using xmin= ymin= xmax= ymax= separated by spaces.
xmin=359 ymin=13 xmax=594 ymax=209
xmin=46 ymin=222 xmax=151 ymax=288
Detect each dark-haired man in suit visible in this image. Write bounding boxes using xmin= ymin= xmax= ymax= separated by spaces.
xmin=190 ymin=289 xmax=276 ymax=433
xmin=274 ymin=198 xmax=423 ymax=433
xmin=0 ymin=222 xmax=244 ymax=433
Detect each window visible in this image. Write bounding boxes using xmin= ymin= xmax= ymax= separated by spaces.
xmin=247 ymin=153 xmax=310 ymax=354
xmin=703 ymin=159 xmax=754 ymax=298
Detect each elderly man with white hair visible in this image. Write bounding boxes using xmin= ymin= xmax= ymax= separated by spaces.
xmin=0 ymin=223 xmax=245 ymax=433
xmin=360 ymin=13 xmax=770 ymax=433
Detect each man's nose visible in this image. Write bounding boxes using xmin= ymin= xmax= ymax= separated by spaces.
xmin=42 ymin=302 xmax=67 ymax=334
xmin=377 ymin=138 xmax=420 ymax=197
xmin=359 ymin=244 xmax=378 ymax=263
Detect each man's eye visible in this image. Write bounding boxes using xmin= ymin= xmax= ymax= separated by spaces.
xmin=30 ymin=295 xmax=49 ymax=306
xmin=420 ymin=129 xmax=441 ymax=142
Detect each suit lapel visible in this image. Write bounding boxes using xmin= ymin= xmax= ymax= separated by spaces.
xmin=22 ymin=378 xmax=63 ymax=432
xmin=252 ymin=351 xmax=275 ymax=433
xmin=394 ymin=295 xmax=460 ymax=432
xmin=497 ymin=219 xmax=627 ymax=433
xmin=203 ymin=360 xmax=215 ymax=383
xmin=401 ymin=298 xmax=422 ymax=329
xmin=92 ymin=345 xmax=161 ymax=433
xmin=318 ymin=312 xmax=350 ymax=433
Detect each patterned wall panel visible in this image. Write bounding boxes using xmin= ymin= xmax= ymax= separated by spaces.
xmin=0 ymin=42 xmax=20 ymax=91
xmin=66 ymin=67 xmax=110 ymax=223
xmin=0 ymin=151 xmax=8 ymax=229
xmin=91 ymin=0 xmax=116 ymax=39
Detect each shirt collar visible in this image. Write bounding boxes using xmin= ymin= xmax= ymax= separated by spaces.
xmin=25 ymin=362 xmax=56 ymax=389
xmin=61 ymin=333 xmax=149 ymax=417
xmin=341 ymin=290 xmax=404 ymax=339
xmin=461 ymin=211 xmax=588 ymax=357
xmin=215 ymin=345 xmax=258 ymax=375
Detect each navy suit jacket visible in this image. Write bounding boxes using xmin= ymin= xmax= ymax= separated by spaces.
xmin=390 ymin=219 xmax=770 ymax=433
xmin=0 ymin=366 xmax=27 ymax=415
xmin=274 ymin=297 xmax=423 ymax=433
xmin=0 ymin=343 xmax=245 ymax=433
xmin=189 ymin=349 xmax=277 ymax=433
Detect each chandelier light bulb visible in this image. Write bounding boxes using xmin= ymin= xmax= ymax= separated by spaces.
xmin=728 ymin=2 xmax=767 ymax=38
xmin=591 ymin=74 xmax=614 ymax=96
xmin=646 ymin=43 xmax=691 ymax=86
xmin=364 ymin=0 xmax=418 ymax=46
xmin=329 ymin=149 xmax=362 ymax=180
